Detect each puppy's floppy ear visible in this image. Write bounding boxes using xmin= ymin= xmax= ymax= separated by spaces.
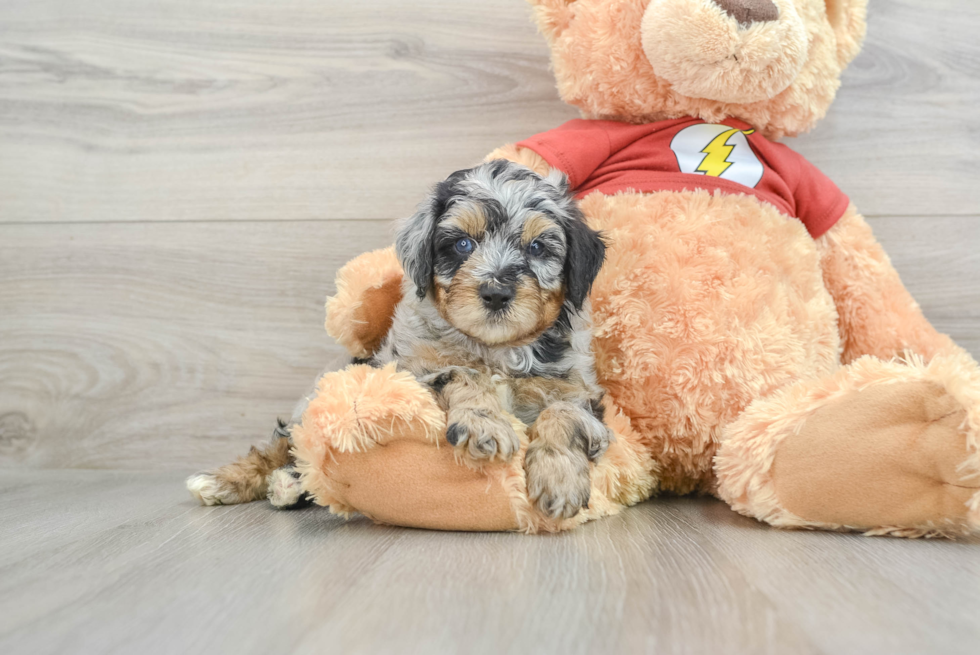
xmin=395 ymin=204 xmax=437 ymax=299
xmin=545 ymin=169 xmax=604 ymax=309
xmin=562 ymin=209 xmax=606 ymax=310
xmin=396 ymin=168 xmax=469 ymax=299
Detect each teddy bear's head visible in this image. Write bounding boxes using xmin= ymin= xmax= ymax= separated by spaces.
xmin=529 ymin=0 xmax=867 ymax=138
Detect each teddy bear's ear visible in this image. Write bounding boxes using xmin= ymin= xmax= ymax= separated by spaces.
xmin=825 ymin=0 xmax=868 ymax=67
xmin=527 ymin=0 xmax=578 ymax=41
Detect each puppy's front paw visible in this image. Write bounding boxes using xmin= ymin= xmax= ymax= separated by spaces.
xmin=446 ymin=409 xmax=520 ymax=462
xmin=525 ymin=442 xmax=591 ymax=520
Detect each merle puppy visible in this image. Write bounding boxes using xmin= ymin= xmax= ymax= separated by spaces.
xmin=188 ymin=159 xmax=610 ymax=520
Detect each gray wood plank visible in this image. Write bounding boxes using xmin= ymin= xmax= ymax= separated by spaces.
xmin=0 ymin=470 xmax=976 ymax=655
xmin=672 ymin=500 xmax=980 ymax=654
xmin=1 ymin=0 xmax=978 ymax=223
xmin=1 ymin=216 xmax=977 ymax=471
xmin=869 ymin=215 xmax=980 ymax=320
xmin=0 ymin=0 xmax=576 ymax=224
xmin=0 ymin=220 xmax=392 ymax=470
xmin=795 ymin=0 xmax=980 ymax=217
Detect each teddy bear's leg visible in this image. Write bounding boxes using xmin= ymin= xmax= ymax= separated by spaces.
xmin=817 ymin=207 xmax=956 ymax=363
xmin=288 ymin=362 xmax=654 ymax=532
xmin=312 ymin=438 xmax=524 ymax=531
xmin=715 ymin=351 xmax=980 ymax=537
xmin=484 ymin=144 xmax=555 ymax=177
xmin=289 ymin=362 xmax=526 ymax=531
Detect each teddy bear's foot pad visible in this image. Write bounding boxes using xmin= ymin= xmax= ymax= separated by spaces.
xmin=772 ymin=380 xmax=979 ymax=533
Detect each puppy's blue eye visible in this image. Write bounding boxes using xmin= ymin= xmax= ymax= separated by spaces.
xmin=527 ymin=240 xmax=545 ymax=257
xmin=455 ymin=237 xmax=474 ymax=254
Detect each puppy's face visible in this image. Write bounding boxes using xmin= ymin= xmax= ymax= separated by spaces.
xmin=396 ymin=160 xmax=606 ymax=346
xmin=432 ymin=193 xmax=566 ymax=346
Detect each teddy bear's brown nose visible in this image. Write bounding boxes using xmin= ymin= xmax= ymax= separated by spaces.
xmin=711 ymin=0 xmax=779 ymax=25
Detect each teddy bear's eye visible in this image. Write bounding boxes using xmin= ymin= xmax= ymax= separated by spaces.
xmin=527 ymin=240 xmax=546 ymax=257
xmin=455 ymin=237 xmax=475 ymax=254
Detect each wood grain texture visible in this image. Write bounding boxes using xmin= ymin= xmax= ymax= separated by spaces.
xmin=0 ymin=0 xmax=978 ymax=223
xmin=0 ymin=0 xmax=575 ymax=224
xmin=0 ymin=220 xmax=391 ymax=470
xmin=793 ymin=0 xmax=980 ymax=216
xmin=1 ymin=216 xmax=977 ymax=471
xmin=0 ymin=471 xmax=976 ymax=655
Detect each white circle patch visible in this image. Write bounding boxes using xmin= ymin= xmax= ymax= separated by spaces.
xmin=670 ymin=124 xmax=764 ymax=188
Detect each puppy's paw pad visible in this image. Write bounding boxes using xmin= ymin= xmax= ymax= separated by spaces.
xmin=186 ymin=473 xmax=241 ymax=506
xmin=446 ymin=410 xmax=520 ymax=462
xmin=525 ymin=445 xmax=591 ymax=520
xmin=267 ymin=467 xmax=305 ymax=508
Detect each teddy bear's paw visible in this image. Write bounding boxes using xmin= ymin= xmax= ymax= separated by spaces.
xmin=266 ymin=466 xmax=315 ymax=510
xmin=446 ymin=409 xmax=521 ymax=463
xmin=186 ymin=472 xmax=244 ymax=506
xmin=525 ymin=441 xmax=591 ymax=520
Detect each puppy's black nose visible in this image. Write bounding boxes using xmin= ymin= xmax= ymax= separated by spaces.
xmin=479 ymin=283 xmax=515 ymax=311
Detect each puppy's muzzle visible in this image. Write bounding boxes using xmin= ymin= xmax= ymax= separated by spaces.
xmin=479 ymin=282 xmax=515 ymax=312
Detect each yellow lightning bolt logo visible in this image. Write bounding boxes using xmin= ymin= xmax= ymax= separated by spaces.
xmin=695 ymin=128 xmax=755 ymax=177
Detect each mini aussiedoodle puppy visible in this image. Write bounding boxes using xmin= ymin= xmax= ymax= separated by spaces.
xmin=187 ymin=159 xmax=611 ymax=520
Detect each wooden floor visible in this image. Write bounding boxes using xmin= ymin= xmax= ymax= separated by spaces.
xmin=1 ymin=1 xmax=979 ymax=653
xmin=0 ymin=470 xmax=978 ymax=655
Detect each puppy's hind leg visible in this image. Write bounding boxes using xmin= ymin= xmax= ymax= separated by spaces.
xmin=186 ymin=419 xmax=295 ymax=506
xmin=267 ymin=464 xmax=315 ymax=510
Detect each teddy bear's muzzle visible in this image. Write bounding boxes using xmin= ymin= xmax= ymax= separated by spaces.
xmin=712 ymin=0 xmax=779 ymax=25
xmin=640 ymin=0 xmax=808 ymax=104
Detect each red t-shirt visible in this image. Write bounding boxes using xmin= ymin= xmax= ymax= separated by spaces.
xmin=516 ymin=118 xmax=849 ymax=238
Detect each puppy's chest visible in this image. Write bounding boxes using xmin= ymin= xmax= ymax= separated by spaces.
xmin=418 ymin=338 xmax=570 ymax=379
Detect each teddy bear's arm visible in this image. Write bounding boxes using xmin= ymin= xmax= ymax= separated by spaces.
xmin=484 ymin=144 xmax=555 ymax=176
xmin=815 ymin=205 xmax=955 ymax=364
xmin=325 ymin=246 xmax=403 ymax=359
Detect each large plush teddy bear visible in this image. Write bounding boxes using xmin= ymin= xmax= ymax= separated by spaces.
xmin=290 ymin=0 xmax=980 ymax=537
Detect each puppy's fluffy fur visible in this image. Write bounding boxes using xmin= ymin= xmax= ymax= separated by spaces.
xmin=188 ymin=160 xmax=610 ymax=520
